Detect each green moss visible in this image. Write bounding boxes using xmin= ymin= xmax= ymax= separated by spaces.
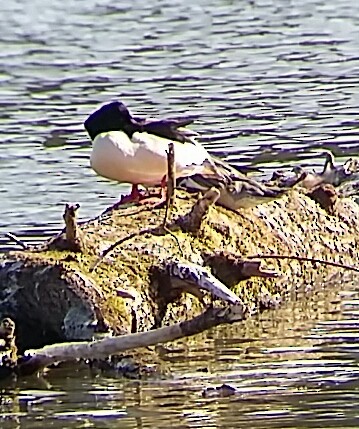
xmin=6 ymin=189 xmax=359 ymax=334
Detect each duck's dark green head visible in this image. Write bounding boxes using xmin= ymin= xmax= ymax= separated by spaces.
xmin=84 ymin=101 xmax=137 ymax=140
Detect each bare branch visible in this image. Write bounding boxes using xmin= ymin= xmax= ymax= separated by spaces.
xmin=4 ymin=233 xmax=27 ymax=249
xmin=245 ymin=254 xmax=359 ymax=273
xmin=19 ymin=305 xmax=245 ymax=375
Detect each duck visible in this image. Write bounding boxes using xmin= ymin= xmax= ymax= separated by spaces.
xmin=84 ymin=101 xmax=220 ymax=203
xmin=293 ymin=150 xmax=359 ymax=190
xmin=84 ymin=101 xmax=289 ymax=209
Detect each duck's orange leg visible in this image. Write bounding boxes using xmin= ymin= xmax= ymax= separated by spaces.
xmin=138 ymin=176 xmax=167 ymax=206
xmin=119 ymin=184 xmax=145 ymax=204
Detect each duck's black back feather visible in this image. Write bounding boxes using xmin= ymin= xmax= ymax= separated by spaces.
xmin=136 ymin=116 xmax=197 ymax=143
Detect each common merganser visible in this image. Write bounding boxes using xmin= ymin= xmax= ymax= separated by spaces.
xmin=84 ymin=101 xmax=290 ymax=209
xmin=84 ymin=101 xmax=217 ymax=203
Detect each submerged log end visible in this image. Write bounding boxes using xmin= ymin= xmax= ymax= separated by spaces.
xmin=202 ymin=383 xmax=238 ymax=398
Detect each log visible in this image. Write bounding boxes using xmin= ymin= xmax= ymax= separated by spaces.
xmin=0 ymin=187 xmax=359 ymax=355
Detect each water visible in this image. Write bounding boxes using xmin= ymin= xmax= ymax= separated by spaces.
xmin=1 ymin=0 xmax=359 ymax=426
xmin=2 ymin=274 xmax=359 ymax=428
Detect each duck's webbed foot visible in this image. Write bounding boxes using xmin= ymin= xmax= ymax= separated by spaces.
xmin=119 ymin=184 xmax=146 ymax=204
xmin=137 ymin=190 xmax=166 ymax=207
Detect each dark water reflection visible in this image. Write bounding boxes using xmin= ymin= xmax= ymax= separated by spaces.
xmin=1 ymin=0 xmax=359 ymax=426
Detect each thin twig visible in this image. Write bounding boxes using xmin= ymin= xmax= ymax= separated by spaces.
xmin=90 ymin=228 xmax=153 ymax=272
xmin=5 ymin=233 xmax=28 ymax=249
xmin=163 ymin=142 xmax=176 ymax=228
xmin=163 ymin=225 xmax=184 ymax=257
xmin=245 ymin=254 xmax=359 ymax=273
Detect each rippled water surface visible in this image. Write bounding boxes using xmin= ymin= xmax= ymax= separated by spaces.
xmin=2 ymin=274 xmax=359 ymax=428
xmin=1 ymin=0 xmax=359 ymax=427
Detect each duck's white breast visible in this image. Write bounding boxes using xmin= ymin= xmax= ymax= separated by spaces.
xmin=90 ymin=131 xmax=210 ymax=185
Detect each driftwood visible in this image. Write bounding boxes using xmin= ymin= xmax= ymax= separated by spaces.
xmin=0 ymin=129 xmax=358 ymax=383
xmin=17 ymin=305 xmax=244 ymax=376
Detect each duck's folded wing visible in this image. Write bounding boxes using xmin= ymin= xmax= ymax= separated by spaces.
xmin=178 ymin=173 xmax=226 ymax=192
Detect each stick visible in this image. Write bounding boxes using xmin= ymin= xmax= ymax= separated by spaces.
xmin=245 ymin=254 xmax=359 ymax=273
xmin=163 ymin=142 xmax=176 ymax=227
xmin=4 ymin=233 xmax=27 ymax=249
xmin=19 ymin=305 xmax=245 ymax=375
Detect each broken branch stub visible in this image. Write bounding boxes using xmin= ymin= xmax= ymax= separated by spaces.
xmin=307 ymin=183 xmax=338 ymax=215
xmin=45 ymin=203 xmax=85 ymax=252
xmin=63 ymin=203 xmax=84 ymax=252
xmin=203 ymin=251 xmax=281 ymax=287
xmin=164 ymin=260 xmax=243 ymax=305
xmin=178 ymin=187 xmax=220 ymax=234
